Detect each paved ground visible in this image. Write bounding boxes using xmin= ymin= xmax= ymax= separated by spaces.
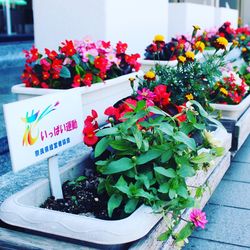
xmin=184 ymin=136 xmax=250 ymax=250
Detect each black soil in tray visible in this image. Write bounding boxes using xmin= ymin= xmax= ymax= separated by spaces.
xmin=41 ymin=168 xmax=125 ymax=220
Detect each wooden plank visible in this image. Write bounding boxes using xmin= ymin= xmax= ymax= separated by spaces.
xmin=129 ymin=152 xmax=231 ymax=250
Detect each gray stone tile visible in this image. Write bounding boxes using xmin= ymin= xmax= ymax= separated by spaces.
xmin=0 ymin=152 xmax=11 ymax=176
xmin=0 ymin=143 xmax=90 ymax=204
xmin=209 ymin=180 xmax=250 ymax=209
xmin=233 ymin=146 xmax=250 ymax=163
xmin=192 ymin=204 xmax=250 ymax=247
xmin=242 ymin=135 xmax=250 ymax=148
xmin=184 ymin=237 xmax=248 ymax=250
xmin=224 ymin=162 xmax=250 ymax=183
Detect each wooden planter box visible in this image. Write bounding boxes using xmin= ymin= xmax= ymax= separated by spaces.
xmin=11 ymin=72 xmax=141 ymax=124
xmin=0 ymin=127 xmax=231 ymax=246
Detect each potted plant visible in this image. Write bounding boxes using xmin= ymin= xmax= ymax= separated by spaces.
xmin=140 ymin=26 xmax=203 ymax=72
xmin=0 ymin=99 xmax=231 ymax=247
xmin=11 ymin=38 xmax=142 ymax=123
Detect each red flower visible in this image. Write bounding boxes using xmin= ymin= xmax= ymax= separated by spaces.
xmin=41 ymin=82 xmax=49 ymax=88
xmin=94 ymin=56 xmax=108 ymax=73
xmin=23 ymin=46 xmax=40 ymax=64
xmin=102 ymin=41 xmax=111 ymax=49
xmin=42 ymin=71 xmax=50 ymax=80
xmin=175 ymin=105 xmax=187 ymax=122
xmin=60 ymin=40 xmax=76 ymax=56
xmin=31 ymin=75 xmax=40 ymax=86
xmin=104 ymin=106 xmax=120 ymax=120
xmin=72 ymin=74 xmax=81 ymax=87
xmin=83 ymin=126 xmax=98 ymax=146
xmin=116 ymin=41 xmax=128 ymax=54
xmin=125 ymin=53 xmax=141 ymax=71
xmin=51 ymin=58 xmax=63 ymax=73
xmin=153 ymin=85 xmax=171 ymax=106
xmin=40 ymin=58 xmax=51 ymax=71
xmin=45 ymin=48 xmax=58 ymax=60
xmin=52 ymin=72 xmax=60 ymax=79
xmin=84 ymin=109 xmax=98 ymax=130
xmin=83 ymin=73 xmax=93 ymax=87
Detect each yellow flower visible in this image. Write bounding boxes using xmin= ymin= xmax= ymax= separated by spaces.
xmin=129 ymin=77 xmax=135 ymax=82
xmin=232 ymin=40 xmax=239 ymax=47
xmin=220 ymin=87 xmax=228 ymax=96
xmin=242 ymin=47 xmax=247 ymax=53
xmin=194 ymin=41 xmax=205 ymax=52
xmin=185 ymin=51 xmax=195 ymax=61
xmin=178 ymin=55 xmax=186 ymax=63
xmin=144 ymin=71 xmax=155 ymax=79
xmin=193 ymin=25 xmax=201 ymax=31
xmin=203 ymin=130 xmax=221 ymax=148
xmin=154 ymin=34 xmax=165 ymax=42
xmin=240 ymin=35 xmax=246 ymax=41
xmin=216 ymin=37 xmax=228 ymax=49
xmin=186 ymin=93 xmax=194 ymax=100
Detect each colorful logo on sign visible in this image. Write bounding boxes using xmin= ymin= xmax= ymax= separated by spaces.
xmin=21 ymin=102 xmax=59 ymax=146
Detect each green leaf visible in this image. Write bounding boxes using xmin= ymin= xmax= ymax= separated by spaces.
xmin=154 ymin=167 xmax=176 ymax=178
xmin=100 ymin=158 xmax=134 ymax=175
xmin=160 ymin=150 xmax=173 ymax=163
xmin=142 ymin=139 xmax=149 ymax=151
xmin=76 ymin=176 xmax=86 ymax=182
xmin=169 ymin=188 xmax=176 ymax=199
xmin=136 ymin=189 xmax=154 ymax=201
xmin=175 ymin=223 xmax=193 ymax=242
xmin=147 ymin=106 xmax=166 ymax=116
xmin=187 ymin=110 xmax=196 ymax=123
xmin=174 ymin=131 xmax=196 ymax=151
xmin=137 ymin=150 xmax=162 ymax=165
xmin=177 ymin=186 xmax=189 ymax=198
xmin=109 ymin=140 xmax=132 ymax=151
xmin=191 ymin=152 xmax=213 ymax=164
xmin=94 ymin=137 xmax=109 ymax=158
xmin=60 ymin=66 xmax=71 ymax=78
xmin=157 ymin=230 xmax=171 ymax=241
xmin=72 ymin=54 xmax=81 ymax=64
xmin=114 ymin=176 xmax=130 ymax=195
xmin=158 ymin=123 xmax=174 ymax=136
xmin=88 ymin=54 xmax=95 ymax=64
xmin=95 ymin=160 xmax=108 ymax=166
xmin=193 ymin=123 xmax=206 ymax=130
xmin=158 ymin=183 xmax=170 ymax=194
xmin=132 ymin=128 xmax=143 ymax=149
xmin=108 ymin=193 xmax=123 ymax=217
xmin=135 ymin=100 xmax=146 ymax=112
xmin=178 ymin=166 xmax=195 ymax=177
xmin=124 ymin=199 xmax=139 ymax=214
xmin=212 ymin=147 xmax=225 ymax=156
xmin=195 ymin=186 xmax=204 ymax=198
xmin=96 ymin=127 xmax=119 ymax=136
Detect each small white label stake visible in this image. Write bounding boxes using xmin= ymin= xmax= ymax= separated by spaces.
xmin=48 ymin=155 xmax=63 ymax=199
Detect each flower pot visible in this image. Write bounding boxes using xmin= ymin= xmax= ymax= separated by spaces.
xmin=11 ymin=72 xmax=141 ymax=124
xmin=210 ymin=93 xmax=250 ymax=120
xmin=0 ymin=127 xmax=231 ymax=245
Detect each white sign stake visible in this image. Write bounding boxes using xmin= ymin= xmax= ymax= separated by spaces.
xmin=48 ymin=155 xmax=63 ymax=199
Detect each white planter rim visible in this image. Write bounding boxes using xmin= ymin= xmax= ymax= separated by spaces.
xmin=12 ymin=71 xmax=140 ymax=96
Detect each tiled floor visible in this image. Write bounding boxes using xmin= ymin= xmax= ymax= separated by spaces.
xmin=184 ymin=136 xmax=250 ymax=250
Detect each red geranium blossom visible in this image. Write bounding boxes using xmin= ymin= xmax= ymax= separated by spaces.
xmin=116 ymin=41 xmax=128 ymax=54
xmin=83 ymin=126 xmax=99 ymax=146
xmin=45 ymin=48 xmax=58 ymax=60
xmin=23 ymin=46 xmax=40 ymax=64
xmin=94 ymin=56 xmax=108 ymax=73
xmin=60 ymin=40 xmax=76 ymax=56
xmin=153 ymin=85 xmax=171 ymax=107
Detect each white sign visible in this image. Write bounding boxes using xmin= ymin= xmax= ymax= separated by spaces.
xmin=4 ymin=89 xmax=83 ymax=172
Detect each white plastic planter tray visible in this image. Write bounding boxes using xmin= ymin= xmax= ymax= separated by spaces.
xmin=211 ymin=94 xmax=250 ymax=120
xmin=11 ymin=72 xmax=141 ymax=124
xmin=0 ymin=127 xmax=231 ymax=245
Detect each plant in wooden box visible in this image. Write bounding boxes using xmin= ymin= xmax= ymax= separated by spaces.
xmin=42 ymin=98 xmax=224 ymax=246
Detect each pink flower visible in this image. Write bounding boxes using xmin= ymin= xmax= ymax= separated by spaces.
xmin=190 ymin=208 xmax=208 ymax=229
xmin=82 ymin=49 xmax=99 ymax=62
xmin=137 ymin=88 xmax=156 ymax=101
xmin=247 ymin=66 xmax=250 ymax=73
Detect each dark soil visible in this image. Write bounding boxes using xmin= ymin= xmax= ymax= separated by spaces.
xmin=40 ymin=168 xmax=125 ymax=220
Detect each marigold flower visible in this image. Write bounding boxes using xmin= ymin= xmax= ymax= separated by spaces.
xmin=215 ymin=37 xmax=228 ymax=50
xmin=186 ymin=93 xmax=194 ymax=100
xmin=190 ymin=208 xmax=208 ymax=229
xmin=153 ymin=34 xmax=165 ymax=42
xmin=242 ymin=47 xmax=247 ymax=53
xmin=194 ymin=41 xmax=205 ymax=52
xmin=220 ymin=87 xmax=228 ymax=96
xmin=193 ymin=25 xmax=201 ymax=31
xmin=185 ymin=51 xmax=195 ymax=61
xmin=232 ymin=40 xmax=239 ymax=47
xmin=240 ymin=35 xmax=246 ymax=41
xmin=177 ymin=55 xmax=186 ymax=63
xmin=144 ymin=71 xmax=156 ymax=80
